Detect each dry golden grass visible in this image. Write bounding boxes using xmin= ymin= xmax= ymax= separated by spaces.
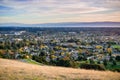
xmin=0 ymin=58 xmax=120 ymax=80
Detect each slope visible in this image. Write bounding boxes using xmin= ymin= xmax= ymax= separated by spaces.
xmin=0 ymin=58 xmax=120 ymax=80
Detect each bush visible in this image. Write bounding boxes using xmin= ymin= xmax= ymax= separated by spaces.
xmin=103 ymin=59 xmax=108 ymax=66
xmin=116 ymin=56 xmax=120 ymax=61
xmin=111 ymin=68 xmax=120 ymax=72
xmin=70 ymin=61 xmax=80 ymax=68
xmin=32 ymin=55 xmax=47 ymax=64
xmin=56 ymin=59 xmax=71 ymax=67
xmin=80 ymin=63 xmax=105 ymax=71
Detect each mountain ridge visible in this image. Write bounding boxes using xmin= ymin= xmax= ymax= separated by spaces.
xmin=0 ymin=22 xmax=120 ymax=27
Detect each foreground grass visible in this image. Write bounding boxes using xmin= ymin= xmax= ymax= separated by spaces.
xmin=0 ymin=58 xmax=120 ymax=80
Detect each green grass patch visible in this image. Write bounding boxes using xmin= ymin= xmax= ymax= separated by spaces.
xmin=22 ymin=59 xmax=44 ymax=65
xmin=112 ymin=45 xmax=120 ymax=49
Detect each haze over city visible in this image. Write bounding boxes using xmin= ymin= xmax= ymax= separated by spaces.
xmin=0 ymin=0 xmax=120 ymax=24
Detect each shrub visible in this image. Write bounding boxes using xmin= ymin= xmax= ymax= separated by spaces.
xmin=80 ymin=63 xmax=105 ymax=71
xmin=56 ymin=59 xmax=71 ymax=67
xmin=70 ymin=61 xmax=80 ymax=68
xmin=111 ymin=68 xmax=120 ymax=72
xmin=116 ymin=56 xmax=120 ymax=61
xmin=103 ymin=59 xmax=108 ymax=66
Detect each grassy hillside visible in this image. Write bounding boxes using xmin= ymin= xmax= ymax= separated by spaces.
xmin=0 ymin=58 xmax=120 ymax=80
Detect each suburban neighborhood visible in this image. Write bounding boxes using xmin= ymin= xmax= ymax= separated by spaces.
xmin=0 ymin=27 xmax=120 ymax=71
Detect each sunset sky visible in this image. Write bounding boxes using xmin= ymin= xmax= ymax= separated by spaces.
xmin=0 ymin=0 xmax=120 ymax=24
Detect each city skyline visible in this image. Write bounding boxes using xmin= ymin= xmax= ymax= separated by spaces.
xmin=0 ymin=0 xmax=120 ymax=24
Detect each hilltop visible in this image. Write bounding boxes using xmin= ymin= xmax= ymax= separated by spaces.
xmin=0 ymin=58 xmax=120 ymax=80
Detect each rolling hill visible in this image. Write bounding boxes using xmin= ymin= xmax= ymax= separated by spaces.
xmin=0 ymin=58 xmax=120 ymax=80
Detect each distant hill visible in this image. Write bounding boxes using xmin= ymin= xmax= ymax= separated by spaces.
xmin=0 ymin=58 xmax=120 ymax=80
xmin=0 ymin=22 xmax=120 ymax=27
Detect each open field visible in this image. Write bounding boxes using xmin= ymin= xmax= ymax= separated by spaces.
xmin=0 ymin=58 xmax=120 ymax=80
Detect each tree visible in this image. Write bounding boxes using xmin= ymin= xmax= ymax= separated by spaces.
xmin=57 ymin=59 xmax=70 ymax=67
xmin=80 ymin=63 xmax=105 ymax=71
xmin=96 ymin=45 xmax=103 ymax=49
xmin=89 ymin=59 xmax=95 ymax=64
xmin=112 ymin=60 xmax=117 ymax=66
xmin=103 ymin=59 xmax=107 ymax=67
xmin=107 ymin=48 xmax=112 ymax=56
xmin=116 ymin=56 xmax=120 ymax=61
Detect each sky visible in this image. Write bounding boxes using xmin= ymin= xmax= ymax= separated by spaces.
xmin=0 ymin=0 xmax=120 ymax=24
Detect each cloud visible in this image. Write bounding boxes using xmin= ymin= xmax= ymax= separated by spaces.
xmin=80 ymin=0 xmax=120 ymax=9
xmin=0 ymin=0 xmax=109 ymax=15
xmin=0 ymin=0 xmax=120 ymax=23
